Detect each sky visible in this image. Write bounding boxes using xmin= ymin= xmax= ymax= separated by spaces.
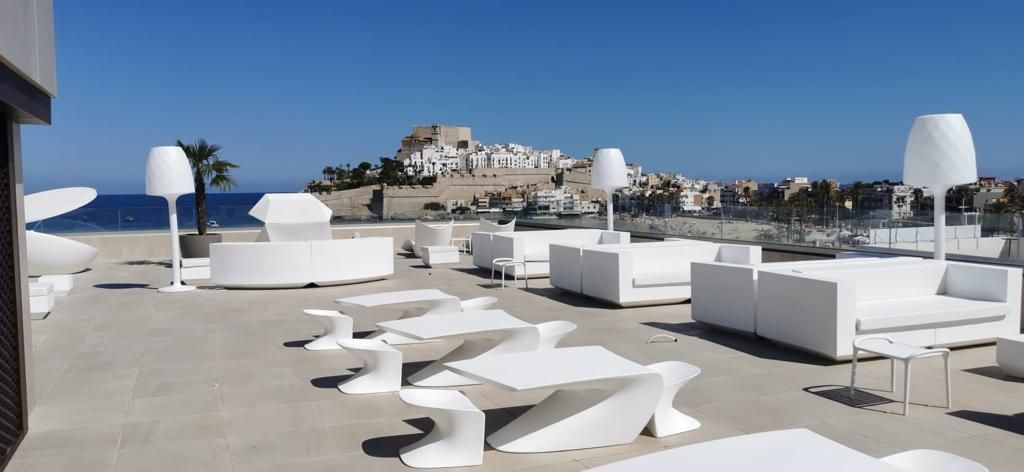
xmin=21 ymin=0 xmax=1024 ymax=193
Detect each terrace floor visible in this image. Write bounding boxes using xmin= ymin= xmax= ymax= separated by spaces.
xmin=11 ymin=254 xmax=1024 ymax=472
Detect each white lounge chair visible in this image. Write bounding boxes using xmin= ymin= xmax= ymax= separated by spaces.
xmin=403 ymin=220 xmax=455 ymax=258
xmin=25 ymin=187 xmax=99 ymax=276
xmin=398 ymin=389 xmax=485 ymax=468
xmin=881 ymin=450 xmax=988 ymax=472
xmin=336 ymin=338 xmax=402 ymax=394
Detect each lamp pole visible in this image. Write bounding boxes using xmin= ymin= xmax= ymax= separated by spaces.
xmin=933 ymin=185 xmax=948 ymax=261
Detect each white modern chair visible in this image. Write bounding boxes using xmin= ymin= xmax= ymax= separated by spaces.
xmin=404 ymin=220 xmax=455 ymax=258
xmin=460 ymin=296 xmax=498 ymax=311
xmin=536 ymin=320 xmax=577 ymax=350
xmin=881 ymin=450 xmax=988 ymax=472
xmin=302 ymin=309 xmax=354 ymax=350
xmin=336 ymin=338 xmax=402 ymax=394
xmin=478 ymin=217 xmax=515 ymax=233
xmin=645 ymin=361 xmax=702 ymax=437
xmin=399 ymin=389 xmax=485 ymax=468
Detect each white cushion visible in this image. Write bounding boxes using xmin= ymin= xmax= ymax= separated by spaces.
xmin=633 ymin=270 xmax=690 ymax=288
xmin=857 ymin=295 xmax=1008 ymax=332
xmin=524 ymin=251 xmax=549 ymax=262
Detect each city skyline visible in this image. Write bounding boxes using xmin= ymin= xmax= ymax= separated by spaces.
xmin=21 ymin=0 xmax=1024 ymax=193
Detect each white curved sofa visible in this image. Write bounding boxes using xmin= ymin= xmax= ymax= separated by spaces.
xmin=483 ymin=229 xmax=630 ymax=278
xmin=757 ymin=260 xmax=1023 ymax=360
xmin=210 ymin=237 xmax=393 ymax=289
xmin=691 ymin=255 xmax=921 ymax=335
xmin=580 ymin=243 xmax=761 ymax=307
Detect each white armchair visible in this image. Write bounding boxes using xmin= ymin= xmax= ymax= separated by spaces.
xmin=757 ymin=260 xmax=1022 ymax=360
xmin=550 ymin=238 xmax=710 ymax=294
xmin=470 ymin=218 xmax=516 ymax=268
xmin=580 ymin=243 xmax=761 ymax=307
xmin=404 ymin=220 xmax=454 ymax=257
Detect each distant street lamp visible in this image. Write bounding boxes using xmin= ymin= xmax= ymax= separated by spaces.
xmin=903 ymin=114 xmax=978 ymax=261
xmin=591 ymin=148 xmax=629 ymax=231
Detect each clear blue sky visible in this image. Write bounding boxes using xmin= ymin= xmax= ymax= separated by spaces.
xmin=22 ymin=0 xmax=1023 ymax=193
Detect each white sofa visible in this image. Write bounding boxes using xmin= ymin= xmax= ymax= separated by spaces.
xmin=757 ymin=260 xmax=1023 ymax=360
xmin=469 ymin=220 xmax=517 ymax=270
xmin=550 ymin=238 xmax=710 ymax=294
xmin=210 ymin=237 xmax=394 ymax=289
xmin=691 ymin=256 xmax=920 ymax=335
xmin=580 ymin=243 xmax=762 ymax=307
xmin=485 ymin=229 xmax=630 ymax=278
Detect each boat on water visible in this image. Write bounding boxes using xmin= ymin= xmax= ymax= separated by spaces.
xmin=208 ymin=220 xmax=220 ymax=228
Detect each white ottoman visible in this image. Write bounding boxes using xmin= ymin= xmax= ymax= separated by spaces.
xmin=29 ymin=282 xmax=55 ymax=315
xmin=38 ymin=274 xmax=73 ymax=296
xmin=997 ymin=335 xmax=1024 ymax=378
xmin=422 ymin=246 xmax=459 ymax=267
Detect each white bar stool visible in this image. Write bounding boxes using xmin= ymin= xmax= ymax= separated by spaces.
xmin=302 ymin=309 xmax=354 ymax=350
xmin=645 ymin=361 xmax=702 ymax=437
xmin=491 ymin=257 xmax=528 ymax=289
xmin=850 ymin=335 xmax=951 ymax=416
xmin=336 ymin=338 xmax=402 ymax=394
xmin=399 ymin=389 xmax=485 ymax=468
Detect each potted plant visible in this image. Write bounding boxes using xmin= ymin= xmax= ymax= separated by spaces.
xmin=176 ymin=138 xmax=239 ymax=258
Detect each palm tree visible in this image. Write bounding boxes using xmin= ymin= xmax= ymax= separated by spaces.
xmin=322 ymin=166 xmax=336 ymax=182
xmin=176 ymin=138 xmax=239 ymax=235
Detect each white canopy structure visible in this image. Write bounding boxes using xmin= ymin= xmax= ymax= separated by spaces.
xmin=250 ymin=193 xmax=333 ymax=242
xmin=25 ymin=187 xmax=99 ymax=276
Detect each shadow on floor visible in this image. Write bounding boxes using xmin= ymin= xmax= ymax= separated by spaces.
xmin=805 ymin=385 xmax=895 ymax=409
xmin=948 ymin=410 xmax=1024 ymax=435
xmin=361 ymin=406 xmax=531 ymax=458
xmin=521 ymin=287 xmax=619 ymax=310
xmin=642 ymin=321 xmax=834 ymax=365
xmin=93 ymin=283 xmax=151 ymax=290
xmin=283 ymin=331 xmax=384 ymax=349
xmin=121 ymin=260 xmax=170 ymax=268
xmin=963 ymin=366 xmax=1024 ymax=383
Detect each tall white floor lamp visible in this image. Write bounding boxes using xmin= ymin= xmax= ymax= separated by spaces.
xmin=903 ymin=114 xmax=978 ymax=261
xmin=146 ymin=146 xmax=197 ymax=292
xmin=592 ymin=148 xmax=629 ymax=231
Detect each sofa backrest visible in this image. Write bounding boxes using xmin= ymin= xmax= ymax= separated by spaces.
xmin=592 ymin=243 xmax=722 ymax=273
xmin=512 ymin=229 xmax=606 ymax=254
xmin=479 ymin=217 xmax=515 ymax=233
xmin=803 ymin=261 xmax=946 ymax=302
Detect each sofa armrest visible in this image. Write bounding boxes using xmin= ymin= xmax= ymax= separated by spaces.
xmin=599 ymin=230 xmax=631 ymax=245
xmin=717 ymin=244 xmax=762 ymax=265
xmin=691 ymin=261 xmax=759 ymax=333
xmin=757 ymin=270 xmax=855 ymax=360
xmin=945 ymin=262 xmax=1018 ymax=303
xmin=490 ymin=234 xmax=524 ymax=263
xmin=581 ymin=248 xmax=630 ymax=303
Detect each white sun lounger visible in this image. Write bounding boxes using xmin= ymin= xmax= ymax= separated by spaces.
xmin=333 ymin=289 xmax=496 ymax=345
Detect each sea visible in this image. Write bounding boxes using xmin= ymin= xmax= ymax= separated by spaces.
xmin=28 ymin=192 xmax=266 ymax=233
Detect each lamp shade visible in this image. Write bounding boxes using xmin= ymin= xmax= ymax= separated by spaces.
xmin=591 ymin=148 xmax=629 ymax=191
xmin=146 ymin=146 xmax=195 ymax=198
xmin=903 ymin=114 xmax=977 ymax=188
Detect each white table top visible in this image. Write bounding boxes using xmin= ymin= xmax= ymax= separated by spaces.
xmin=376 ymin=310 xmax=529 ymax=341
xmin=586 ymin=428 xmax=903 ymax=472
xmin=335 ymin=289 xmax=456 ymax=308
xmin=446 ymin=346 xmax=652 ymax=391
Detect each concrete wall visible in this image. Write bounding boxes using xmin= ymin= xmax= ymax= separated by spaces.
xmin=64 ymin=222 xmax=483 ymax=263
xmin=0 ymin=0 xmax=56 ymax=96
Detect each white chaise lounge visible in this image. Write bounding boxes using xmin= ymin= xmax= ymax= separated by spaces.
xmin=483 ymin=229 xmax=630 ymax=278
xmin=403 ymin=220 xmax=454 ymax=258
xmin=691 ymin=256 xmax=920 ymax=335
xmin=550 ymin=238 xmax=710 ymax=294
xmin=757 ymin=260 xmax=1023 ymax=360
xmin=579 ymin=242 xmax=761 ymax=307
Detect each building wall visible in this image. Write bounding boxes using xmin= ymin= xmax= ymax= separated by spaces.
xmin=0 ymin=0 xmax=56 ymax=97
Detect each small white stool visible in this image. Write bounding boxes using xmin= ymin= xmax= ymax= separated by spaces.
xmin=336 ymin=338 xmax=402 ymax=394
xmin=491 ymin=257 xmax=528 ymax=289
xmin=996 ymin=334 xmax=1024 ymax=378
xmin=37 ymin=274 xmax=73 ymax=296
xmin=302 ymin=309 xmax=354 ymax=351
xmin=422 ymin=245 xmax=460 ymax=267
xmin=850 ymin=336 xmax=951 ymax=416
xmin=399 ymin=389 xmax=484 ymax=468
xmin=645 ymin=361 xmax=702 ymax=437
xmin=29 ymin=282 xmax=54 ymax=315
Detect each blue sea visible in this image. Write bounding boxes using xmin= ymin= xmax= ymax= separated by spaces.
xmin=29 ymin=193 xmax=266 ymax=233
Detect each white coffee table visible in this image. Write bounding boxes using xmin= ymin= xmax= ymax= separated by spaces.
xmin=376 ymin=310 xmax=538 ymax=386
xmin=446 ymin=346 xmax=663 ymax=452
xmin=585 ymin=428 xmax=905 ymax=471
xmin=335 ymin=289 xmax=462 ymax=345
